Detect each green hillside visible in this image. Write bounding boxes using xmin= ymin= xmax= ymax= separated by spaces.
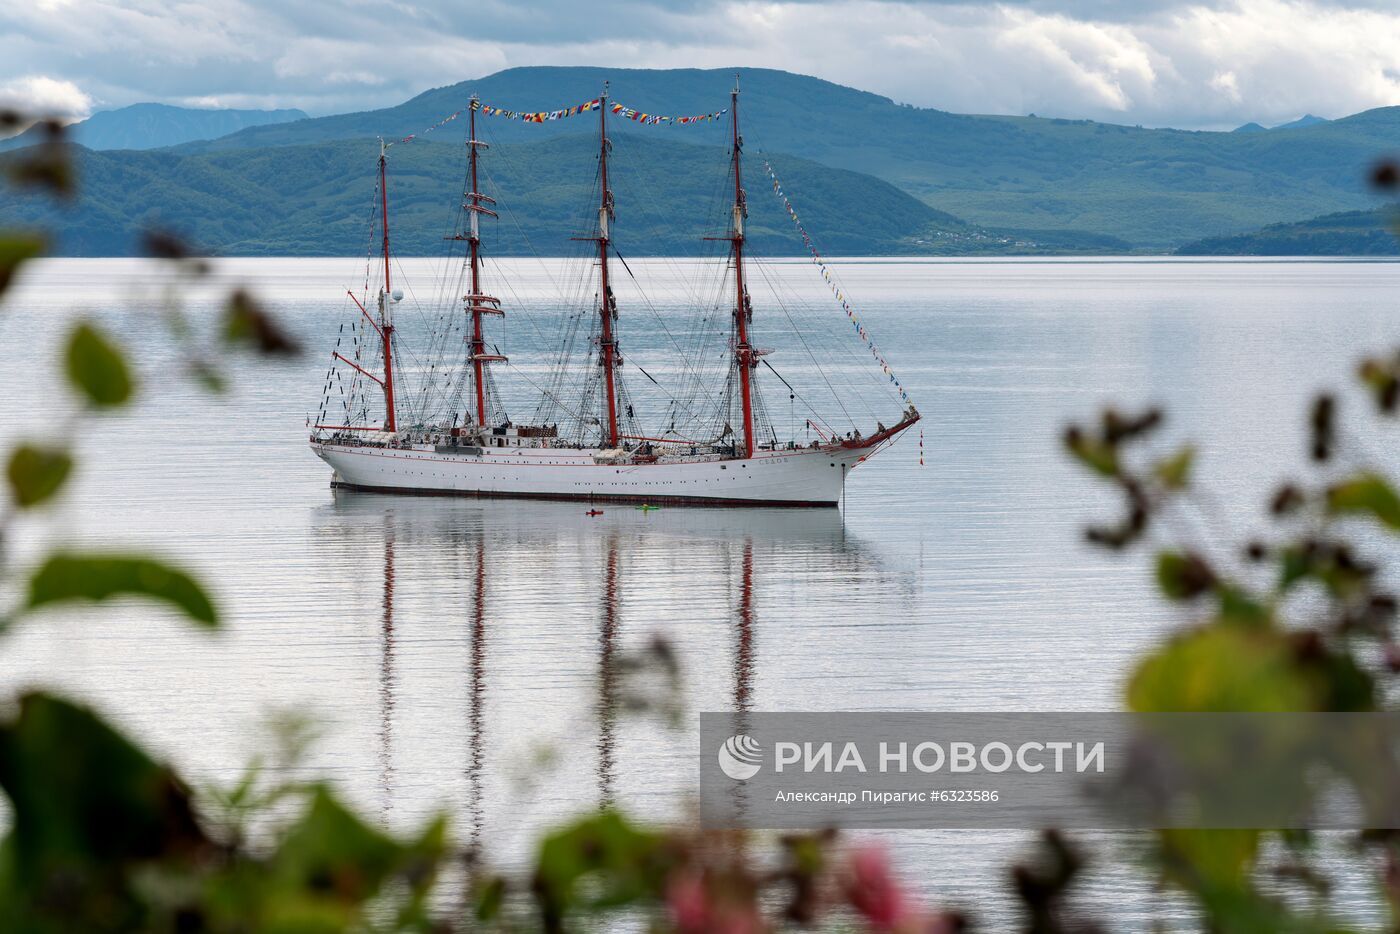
xmin=3 ymin=133 xmax=1033 ymax=257
xmin=0 ymin=104 xmax=307 ymax=152
xmin=1175 ymin=206 xmax=1400 ymax=255
xmin=172 ymin=66 xmax=1400 ymax=248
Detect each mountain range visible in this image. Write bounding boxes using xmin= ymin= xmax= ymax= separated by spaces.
xmin=2 ymin=134 xmax=984 ymax=257
xmin=0 ymin=103 xmax=307 ymax=152
xmin=1176 ymin=206 xmax=1400 ymax=255
xmin=3 ymin=66 xmax=1399 ymax=256
xmin=1233 ymin=114 xmax=1329 ymax=134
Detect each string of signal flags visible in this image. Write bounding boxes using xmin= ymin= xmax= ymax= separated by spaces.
xmin=386 ymin=96 xmax=728 ymax=148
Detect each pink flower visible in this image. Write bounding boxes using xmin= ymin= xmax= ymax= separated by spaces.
xmin=666 ymin=869 xmax=765 ymax=934
xmin=846 ymin=845 xmax=911 ymax=931
xmin=667 ymin=870 xmax=709 ymax=932
xmin=844 ymin=845 xmax=964 ymax=933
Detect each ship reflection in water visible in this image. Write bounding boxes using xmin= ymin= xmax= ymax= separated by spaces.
xmin=312 ymin=491 xmax=906 ymax=865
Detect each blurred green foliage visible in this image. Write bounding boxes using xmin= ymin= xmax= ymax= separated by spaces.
xmin=26 ymin=554 xmax=218 ymax=627
xmin=65 ymin=322 xmax=133 ymax=408
xmin=6 ymin=445 xmax=72 ymax=508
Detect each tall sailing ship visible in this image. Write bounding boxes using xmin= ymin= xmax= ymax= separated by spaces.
xmin=309 ymin=81 xmax=919 ymax=507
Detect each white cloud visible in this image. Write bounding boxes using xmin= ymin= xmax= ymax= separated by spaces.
xmin=0 ymin=75 xmax=94 ymax=121
xmin=1209 ymin=70 xmax=1242 ymax=105
xmin=996 ymin=9 xmax=1157 ymax=112
xmin=0 ymin=0 xmax=1398 ymax=128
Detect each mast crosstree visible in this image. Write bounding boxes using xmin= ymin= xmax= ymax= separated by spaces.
xmin=451 ymin=98 xmax=505 ymax=428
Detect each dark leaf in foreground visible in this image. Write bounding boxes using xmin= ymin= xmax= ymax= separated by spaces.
xmin=64 ymin=322 xmax=133 ymax=408
xmin=140 ymin=229 xmax=213 ymax=278
xmin=223 ymin=289 xmax=301 ymax=356
xmin=1358 ymin=355 xmax=1400 ymax=413
xmin=1270 ymin=484 xmax=1304 ymax=516
xmin=0 ymin=234 xmax=45 ymax=298
xmin=1156 ymin=551 xmax=1217 ymax=601
xmin=1101 ymin=407 xmax=1162 ymax=444
xmin=141 ymin=229 xmax=195 ymax=261
xmin=6 ymin=443 xmax=73 ymax=508
xmin=27 ymin=553 xmax=218 ymax=627
xmin=1372 ymin=160 xmax=1400 ymax=191
xmin=475 ymin=874 xmax=507 ymax=921
xmin=533 ymin=811 xmax=667 ymax=928
xmin=0 ymin=692 xmax=209 ymax=924
xmin=248 ymin=786 xmax=446 ymax=927
xmin=1012 ymin=830 xmax=1100 ymax=934
xmin=269 ymin=785 xmax=405 ymax=904
xmin=1309 ymin=393 xmax=1335 ymax=462
xmin=7 ymin=120 xmax=73 ymax=199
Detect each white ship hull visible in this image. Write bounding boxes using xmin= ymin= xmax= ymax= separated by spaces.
xmin=311 ymin=440 xmax=871 ymax=507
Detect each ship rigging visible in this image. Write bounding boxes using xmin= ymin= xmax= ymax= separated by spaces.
xmin=310 ymin=78 xmax=919 ymax=507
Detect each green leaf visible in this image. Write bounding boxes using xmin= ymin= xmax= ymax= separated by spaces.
xmin=1063 ymin=429 xmax=1118 ymax=478
xmin=27 ymin=553 xmax=217 ymax=627
xmin=534 ymin=811 xmax=668 ymax=924
xmin=64 ymin=322 xmax=133 ymax=408
xmin=1326 ymin=472 xmax=1400 ymax=529
xmin=1279 ymin=545 xmax=1310 ymax=591
xmin=1357 ymin=357 xmax=1400 ymax=414
xmin=1157 ymin=828 xmax=1260 ymax=895
xmin=190 ymin=359 xmax=227 ymax=394
xmin=0 ymin=234 xmax=44 ymax=298
xmin=222 ymin=786 xmax=446 ymax=931
xmin=6 ymin=444 xmax=72 ymax=507
xmin=474 ymin=875 xmax=506 ymax=922
xmin=1128 ymin=627 xmax=1315 ymax=713
xmin=1299 ymin=638 xmax=1376 ymax=712
xmin=1154 ymin=445 xmax=1195 ymax=490
xmin=1216 ymin=586 xmax=1270 ymax=628
xmin=270 ymin=786 xmax=404 ymax=906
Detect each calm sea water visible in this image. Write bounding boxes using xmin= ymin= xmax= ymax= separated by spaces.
xmin=4 ymin=256 xmax=1400 ymax=928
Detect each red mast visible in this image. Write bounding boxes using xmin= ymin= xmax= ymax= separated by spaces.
xmin=728 ymin=78 xmax=756 ymax=459
xmin=568 ymin=89 xmax=622 ymax=447
xmin=463 ymin=98 xmax=503 ymax=427
xmin=596 ymin=87 xmax=621 ymax=448
xmin=378 ymin=139 xmax=397 ymax=433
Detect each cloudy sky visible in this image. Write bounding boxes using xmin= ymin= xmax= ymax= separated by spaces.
xmin=3 ymin=0 xmax=1400 ymax=129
